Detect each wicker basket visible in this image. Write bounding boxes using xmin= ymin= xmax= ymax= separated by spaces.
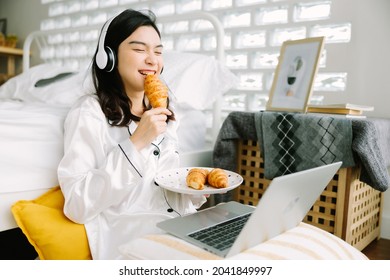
xmin=234 ymin=139 xmax=383 ymax=251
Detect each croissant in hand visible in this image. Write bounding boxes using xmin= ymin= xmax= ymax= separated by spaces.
xmin=186 ymin=168 xmax=209 ymax=190
xmin=208 ymin=168 xmax=228 ymax=188
xmin=144 ymin=74 xmax=168 ymax=108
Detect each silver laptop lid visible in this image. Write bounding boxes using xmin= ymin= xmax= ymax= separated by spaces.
xmin=226 ymin=161 xmax=342 ymax=257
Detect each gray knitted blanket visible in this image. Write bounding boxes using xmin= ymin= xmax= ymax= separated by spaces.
xmin=255 ymin=111 xmax=355 ymax=178
xmin=213 ymin=111 xmax=390 ymax=192
xmin=351 ymin=119 xmax=390 ymax=192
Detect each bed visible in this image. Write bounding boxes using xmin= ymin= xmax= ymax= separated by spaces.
xmin=0 ymin=11 xmax=236 ymax=250
xmin=0 ymin=11 xmax=368 ymax=261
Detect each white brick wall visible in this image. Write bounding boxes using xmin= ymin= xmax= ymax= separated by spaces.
xmin=38 ymin=0 xmax=350 ymax=114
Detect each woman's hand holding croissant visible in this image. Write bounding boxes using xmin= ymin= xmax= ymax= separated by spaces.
xmin=130 ymin=107 xmax=172 ymax=151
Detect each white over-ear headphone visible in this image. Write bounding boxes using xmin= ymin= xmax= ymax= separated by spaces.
xmin=95 ymin=16 xmax=116 ymax=72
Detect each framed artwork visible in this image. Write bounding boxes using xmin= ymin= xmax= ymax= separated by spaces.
xmin=0 ymin=18 xmax=6 ymax=35
xmin=266 ymin=37 xmax=324 ymax=112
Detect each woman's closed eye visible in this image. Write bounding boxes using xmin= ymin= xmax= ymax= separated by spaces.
xmin=132 ymin=48 xmax=161 ymax=55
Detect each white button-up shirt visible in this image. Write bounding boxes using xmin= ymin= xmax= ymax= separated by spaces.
xmin=58 ymin=95 xmax=205 ymax=259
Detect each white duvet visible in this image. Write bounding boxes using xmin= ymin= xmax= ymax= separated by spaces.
xmin=0 ymin=100 xmax=69 ymax=193
xmin=0 ymin=100 xmax=69 ymax=231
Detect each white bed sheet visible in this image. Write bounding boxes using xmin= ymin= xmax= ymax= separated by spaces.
xmin=0 ymin=100 xmax=68 ymax=194
xmin=0 ymin=100 xmax=69 ymax=231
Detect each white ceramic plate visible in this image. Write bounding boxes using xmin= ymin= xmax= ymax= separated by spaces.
xmin=154 ymin=167 xmax=243 ymax=195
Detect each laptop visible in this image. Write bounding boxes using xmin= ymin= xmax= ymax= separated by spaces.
xmin=157 ymin=161 xmax=342 ymax=258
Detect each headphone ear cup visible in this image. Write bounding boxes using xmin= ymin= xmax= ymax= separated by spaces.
xmin=96 ymin=47 xmax=108 ymax=70
xmin=104 ymin=46 xmax=115 ymax=72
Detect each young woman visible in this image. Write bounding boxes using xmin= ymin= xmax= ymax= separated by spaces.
xmin=57 ymin=9 xmax=206 ymax=259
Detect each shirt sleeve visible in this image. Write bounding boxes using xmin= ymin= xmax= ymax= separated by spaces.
xmin=58 ymin=97 xmax=145 ymax=224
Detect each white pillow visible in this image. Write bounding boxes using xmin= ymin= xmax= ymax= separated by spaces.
xmin=29 ymin=69 xmax=93 ymax=107
xmin=0 ymin=64 xmax=73 ymax=99
xmin=0 ymin=64 xmax=93 ymax=107
xmin=162 ymin=51 xmax=238 ymax=110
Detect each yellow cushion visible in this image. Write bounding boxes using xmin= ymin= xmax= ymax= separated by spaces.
xmin=11 ymin=186 xmax=92 ymax=260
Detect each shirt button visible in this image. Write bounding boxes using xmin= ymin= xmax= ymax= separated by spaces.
xmin=153 ymin=150 xmax=159 ymax=156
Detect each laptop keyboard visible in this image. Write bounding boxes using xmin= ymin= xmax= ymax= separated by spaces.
xmin=188 ymin=213 xmax=252 ymax=251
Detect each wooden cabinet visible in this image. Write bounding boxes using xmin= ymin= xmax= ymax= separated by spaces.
xmin=234 ymin=139 xmax=382 ymax=251
xmin=0 ymin=46 xmax=23 ymax=84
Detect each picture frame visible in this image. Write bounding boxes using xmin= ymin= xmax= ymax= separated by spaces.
xmin=266 ymin=37 xmax=324 ymax=112
xmin=0 ymin=18 xmax=6 ymax=35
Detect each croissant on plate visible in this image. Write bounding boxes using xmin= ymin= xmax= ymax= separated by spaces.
xmin=186 ymin=168 xmax=209 ymax=190
xmin=144 ymin=74 xmax=168 ymax=108
xmin=207 ymin=168 xmax=228 ymax=188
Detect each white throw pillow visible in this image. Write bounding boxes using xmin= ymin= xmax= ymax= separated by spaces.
xmin=162 ymin=51 xmax=238 ymax=110
xmin=0 ymin=63 xmax=93 ymax=107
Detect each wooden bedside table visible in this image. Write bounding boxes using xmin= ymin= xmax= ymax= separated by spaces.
xmin=0 ymin=45 xmax=24 ymax=82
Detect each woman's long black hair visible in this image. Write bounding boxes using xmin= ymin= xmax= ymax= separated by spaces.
xmin=92 ymin=9 xmax=174 ymax=127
